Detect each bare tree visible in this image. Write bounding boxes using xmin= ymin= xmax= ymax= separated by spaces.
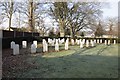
xmin=107 ymin=17 xmax=118 ymax=38
xmin=94 ymin=21 xmax=105 ymax=37
xmin=1 ymin=0 xmax=16 ymax=30
xmin=50 ymin=2 xmax=102 ymax=38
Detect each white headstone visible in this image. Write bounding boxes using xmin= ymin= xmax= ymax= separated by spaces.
xmin=45 ymin=42 xmax=48 ymax=52
xmin=108 ymin=40 xmax=110 ymax=45
xmin=82 ymin=39 xmax=85 ymax=44
xmin=94 ymin=39 xmax=96 ymax=43
xmin=86 ymin=40 xmax=89 ymax=47
xmin=97 ymin=39 xmax=99 ymax=43
xmin=22 ymin=41 xmax=27 ymax=48
xmin=43 ymin=39 xmax=46 ymax=52
xmin=33 ymin=41 xmax=37 ymax=48
xmin=65 ymin=39 xmax=69 ymax=50
xmin=100 ymin=39 xmax=102 ymax=43
xmin=51 ymin=39 xmax=55 ymax=46
xmin=114 ymin=40 xmax=116 ymax=44
xmin=48 ymin=38 xmax=51 ymax=44
xmin=80 ymin=42 xmax=83 ymax=48
xmin=60 ymin=38 xmax=65 ymax=44
xmin=11 ymin=41 xmax=15 ymax=49
xmin=90 ymin=40 xmax=94 ymax=47
xmin=31 ymin=44 xmax=36 ymax=53
xmin=43 ymin=39 xmax=48 ymax=52
xmin=77 ymin=39 xmax=80 ymax=45
xmin=55 ymin=40 xmax=59 ymax=51
xmin=75 ymin=39 xmax=78 ymax=44
xmin=71 ymin=39 xmax=74 ymax=45
xmin=79 ymin=39 xmax=82 ymax=44
xmin=105 ymin=40 xmax=107 ymax=45
xmin=13 ymin=44 xmax=19 ymax=55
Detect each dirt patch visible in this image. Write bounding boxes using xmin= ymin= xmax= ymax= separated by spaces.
xmin=2 ymin=47 xmax=38 ymax=78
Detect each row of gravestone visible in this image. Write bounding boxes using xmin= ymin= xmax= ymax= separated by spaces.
xmin=70 ymin=39 xmax=116 ymax=45
xmin=10 ymin=38 xmax=117 ymax=55
xmin=11 ymin=41 xmax=38 ymax=55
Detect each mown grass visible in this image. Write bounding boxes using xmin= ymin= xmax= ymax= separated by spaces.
xmin=15 ymin=44 xmax=118 ymax=78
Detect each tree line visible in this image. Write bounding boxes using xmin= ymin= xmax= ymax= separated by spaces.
xmin=0 ymin=0 xmax=118 ymax=38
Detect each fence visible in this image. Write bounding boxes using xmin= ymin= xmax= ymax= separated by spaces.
xmin=1 ymin=30 xmax=39 ymax=38
xmin=1 ymin=30 xmax=40 ymax=49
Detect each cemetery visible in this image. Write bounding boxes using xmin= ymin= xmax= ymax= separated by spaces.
xmin=1 ymin=0 xmax=119 ymax=79
xmin=2 ymin=34 xmax=119 ymax=78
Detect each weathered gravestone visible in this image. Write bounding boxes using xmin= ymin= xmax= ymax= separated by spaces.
xmin=13 ymin=44 xmax=19 ymax=55
xmin=22 ymin=41 xmax=27 ymax=48
xmin=11 ymin=41 xmax=15 ymax=49
xmin=31 ymin=44 xmax=36 ymax=53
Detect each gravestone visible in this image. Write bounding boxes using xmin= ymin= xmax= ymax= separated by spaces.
xmin=51 ymin=39 xmax=55 ymax=46
xmin=71 ymin=39 xmax=74 ymax=45
xmin=86 ymin=40 xmax=89 ymax=47
xmin=100 ymin=39 xmax=102 ymax=43
xmin=48 ymin=38 xmax=51 ymax=44
xmin=31 ymin=44 xmax=36 ymax=53
xmin=43 ymin=39 xmax=46 ymax=52
xmin=90 ymin=40 xmax=94 ymax=47
xmin=75 ymin=39 xmax=78 ymax=44
xmin=94 ymin=39 xmax=96 ymax=43
xmin=108 ymin=40 xmax=110 ymax=45
xmin=114 ymin=40 xmax=116 ymax=44
xmin=55 ymin=39 xmax=59 ymax=51
xmin=60 ymin=38 xmax=65 ymax=44
xmin=13 ymin=44 xmax=19 ymax=55
xmin=11 ymin=41 xmax=15 ymax=49
xmin=22 ymin=41 xmax=27 ymax=48
xmin=58 ymin=38 xmax=61 ymax=43
xmin=43 ymin=39 xmax=48 ymax=52
xmin=65 ymin=39 xmax=69 ymax=50
xmin=79 ymin=39 xmax=82 ymax=44
xmin=97 ymin=39 xmax=99 ymax=43
xmin=33 ymin=41 xmax=37 ymax=48
xmin=77 ymin=40 xmax=80 ymax=45
xmin=82 ymin=39 xmax=85 ymax=44
xmin=45 ymin=41 xmax=48 ymax=52
xmin=80 ymin=42 xmax=83 ymax=48
xmin=105 ymin=40 xmax=107 ymax=45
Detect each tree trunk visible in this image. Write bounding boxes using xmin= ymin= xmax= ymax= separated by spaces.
xmin=59 ymin=20 xmax=65 ymax=37
xmin=28 ymin=0 xmax=34 ymax=32
xmin=9 ymin=15 xmax=12 ymax=31
xmin=9 ymin=0 xmax=14 ymax=31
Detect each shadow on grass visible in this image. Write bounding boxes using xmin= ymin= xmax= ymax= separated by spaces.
xmin=2 ymin=44 xmax=119 ymax=78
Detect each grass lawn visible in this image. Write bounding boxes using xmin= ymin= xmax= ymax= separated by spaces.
xmin=3 ymin=43 xmax=119 ymax=78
